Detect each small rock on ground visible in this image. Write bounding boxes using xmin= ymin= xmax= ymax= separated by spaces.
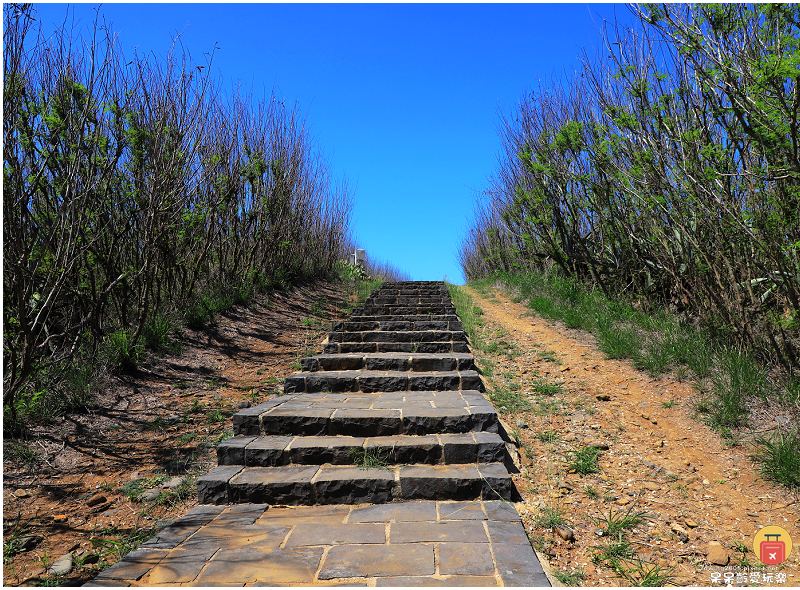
xmin=48 ymin=554 xmax=73 ymax=576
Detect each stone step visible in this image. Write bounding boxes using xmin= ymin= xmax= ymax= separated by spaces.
xmin=217 ymin=432 xmax=506 ymax=467
xmin=354 ymin=306 xmax=457 ymax=316
xmin=323 ymin=341 xmax=470 ymax=354
xmin=232 ymin=391 xmax=497 ymax=437
xmin=368 ymin=297 xmax=448 ymax=305
xmin=346 ymin=314 xmax=460 ymax=323
xmin=300 ymin=352 xmax=475 ymax=373
xmin=332 ymin=319 xmax=463 ymax=332
xmin=327 ymin=330 xmax=467 ymax=344
xmin=197 ymin=462 xmax=514 ymax=505
xmin=283 ymin=369 xmax=483 ymax=394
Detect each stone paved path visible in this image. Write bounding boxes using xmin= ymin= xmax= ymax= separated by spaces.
xmin=86 ymin=282 xmax=550 ymax=586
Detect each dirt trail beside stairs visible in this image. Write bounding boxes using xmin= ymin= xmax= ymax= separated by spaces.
xmin=464 ymin=285 xmax=799 ymax=587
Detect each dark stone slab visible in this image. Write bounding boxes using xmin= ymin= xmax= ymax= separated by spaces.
xmin=348 ymin=501 xmax=437 ymax=523
xmin=375 ymin=576 xmax=497 ymax=587
xmin=478 ymin=463 xmax=514 ymax=501
xmin=492 ymin=542 xmax=545 ymax=576
xmin=319 ymin=355 xmax=366 ymax=371
xmin=217 ymin=436 xmax=257 ymax=465
xmin=196 ymin=465 xmax=243 ymax=505
xmin=330 ymin=409 xmax=402 ymax=436
xmin=318 ymin=544 xmax=434 ymax=579
xmin=501 ymin=573 xmax=551 ymax=587
xmin=370 ymin=434 xmax=441 ymax=464
xmin=92 ymin=548 xmax=167 ymax=581
xmin=145 ymin=545 xmax=217 ymax=584
xmin=195 ymin=547 xmax=324 ymax=585
xmin=468 ymin=409 xmax=499 ymax=433
xmin=404 ymin=409 xmax=473 ymax=436
xmin=399 ymin=465 xmax=482 ymax=501
xmin=244 ymin=436 xmax=293 ymax=466
xmin=380 ymin=321 xmax=412 ymax=331
xmin=441 ymin=433 xmax=479 ymax=464
xmin=486 ymin=520 xmax=529 ymax=544
xmin=460 ymin=372 xmax=484 ymax=391
xmin=232 ymin=397 xmax=292 ymax=435
xmin=412 ymin=356 xmax=457 ymax=372
xmin=483 ymin=501 xmax=521 ymax=521
xmin=365 ymin=355 xmax=410 ymax=372
xmin=439 ymin=543 xmax=495 ymax=576
xmin=389 ymin=520 xmax=487 ymax=543
xmin=228 ymin=466 xmax=319 ymax=504
xmin=313 ymin=466 xmax=395 ymax=504
xmin=408 ymin=373 xmax=460 ymax=392
xmin=472 ymin=432 xmax=506 ymax=463
xmin=260 ymin=408 xmax=333 ymax=436
xmin=358 ymin=374 xmax=409 ymax=393
xmin=438 ymin=501 xmax=487 ymax=521
xmin=300 ymin=357 xmax=321 ymax=372
xmin=283 ymin=376 xmax=306 ymax=393
xmin=285 ymin=523 xmax=386 ymax=547
xmin=139 ymin=505 xmax=225 ymax=549
xmin=287 ymin=436 xmax=365 ymax=465
xmin=305 ymin=372 xmax=359 ymax=393
xmin=214 ymin=504 xmax=270 ymax=526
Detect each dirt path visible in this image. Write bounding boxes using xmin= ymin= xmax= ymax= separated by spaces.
xmin=3 ymin=281 xmax=353 ymax=586
xmin=464 ymin=284 xmax=799 ymax=587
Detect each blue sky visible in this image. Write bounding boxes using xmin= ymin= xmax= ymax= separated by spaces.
xmin=31 ymin=3 xmax=632 ymax=284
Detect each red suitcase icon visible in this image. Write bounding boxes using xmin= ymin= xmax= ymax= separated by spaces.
xmin=760 ymin=534 xmax=786 ymax=564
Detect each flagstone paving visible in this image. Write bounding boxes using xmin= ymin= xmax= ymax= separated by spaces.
xmin=86 ymin=282 xmax=550 ymax=587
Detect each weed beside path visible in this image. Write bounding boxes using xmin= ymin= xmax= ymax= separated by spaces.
xmin=450 ymin=282 xmax=799 ymax=587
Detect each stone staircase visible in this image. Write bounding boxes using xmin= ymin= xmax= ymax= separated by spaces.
xmin=88 ymin=281 xmax=550 ymax=586
xmin=197 ymin=281 xmax=517 ymax=507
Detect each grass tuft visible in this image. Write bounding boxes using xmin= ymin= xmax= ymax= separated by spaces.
xmin=565 ymin=445 xmax=602 ymax=476
xmin=750 ymin=428 xmax=800 ymax=489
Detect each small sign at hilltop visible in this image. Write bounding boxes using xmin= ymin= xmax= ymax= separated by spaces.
xmin=349 ymin=249 xmax=366 ymax=267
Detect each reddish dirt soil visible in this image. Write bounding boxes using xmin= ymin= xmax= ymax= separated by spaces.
xmin=464 ymin=284 xmax=799 ymax=587
xmin=3 ymin=281 xmax=354 ymax=586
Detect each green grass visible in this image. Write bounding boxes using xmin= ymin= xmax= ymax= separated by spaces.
xmin=595 ymin=505 xmax=651 ymax=537
xmin=534 ymin=505 xmax=568 ymax=529
xmin=3 ymin=512 xmax=34 ymax=566
xmin=103 ymin=328 xmax=144 ymax=373
xmin=120 ymin=475 xmax=169 ymax=502
xmin=537 ymin=349 xmax=560 ymax=363
xmin=536 ymin=430 xmax=561 ymax=443
xmin=593 ymin=533 xmax=636 ymax=565
xmin=350 ymin=447 xmax=391 ymax=470
xmin=597 ymin=324 xmax=641 ymax=360
xmin=5 ymin=441 xmax=42 ymax=473
xmin=554 ymin=568 xmax=586 ymax=586
xmin=565 ymin=445 xmax=602 ymax=476
xmin=142 ymin=313 xmax=182 ymax=354
xmin=488 ymin=384 xmax=532 ymax=414
xmin=616 ymin=559 xmax=676 ymax=587
xmin=750 ymin=428 xmax=800 ymax=489
xmin=533 ymin=380 xmax=562 ymax=396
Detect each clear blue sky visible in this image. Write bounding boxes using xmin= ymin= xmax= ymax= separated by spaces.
xmin=31 ymin=3 xmax=632 ymax=284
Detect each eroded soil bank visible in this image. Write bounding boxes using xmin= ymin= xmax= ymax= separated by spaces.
xmin=3 ymin=282 xmax=351 ymax=586
xmin=464 ymin=284 xmax=799 ymax=587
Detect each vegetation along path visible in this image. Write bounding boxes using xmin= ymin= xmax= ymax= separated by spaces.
xmin=85 ymin=281 xmax=551 ymax=586
xmin=453 ymin=282 xmax=799 ymax=586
